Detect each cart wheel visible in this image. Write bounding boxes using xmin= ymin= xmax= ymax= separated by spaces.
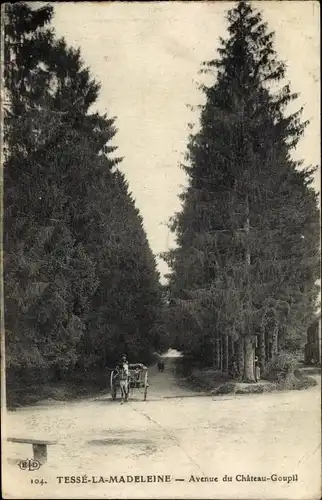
xmin=143 ymin=371 xmax=148 ymax=401
xmin=110 ymin=371 xmax=117 ymax=400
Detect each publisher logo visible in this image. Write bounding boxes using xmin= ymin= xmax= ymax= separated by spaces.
xmin=18 ymin=459 xmax=42 ymax=471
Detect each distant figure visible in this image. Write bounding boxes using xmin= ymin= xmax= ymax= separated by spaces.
xmin=229 ymin=360 xmax=239 ymax=380
xmin=229 ymin=355 xmax=239 ymax=379
xmin=255 ymin=356 xmax=261 ymax=382
xmin=157 ymin=360 xmax=165 ymax=372
xmin=116 ymin=354 xmax=129 ymax=403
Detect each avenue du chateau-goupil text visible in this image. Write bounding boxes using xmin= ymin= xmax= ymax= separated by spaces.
xmin=56 ymin=474 xmax=299 ymax=485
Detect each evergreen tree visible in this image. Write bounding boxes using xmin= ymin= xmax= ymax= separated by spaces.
xmin=4 ymin=3 xmax=102 ymax=378
xmin=4 ymin=3 xmax=162 ymax=385
xmin=163 ymin=1 xmax=320 ymax=382
xmin=80 ymin=166 xmax=162 ymax=368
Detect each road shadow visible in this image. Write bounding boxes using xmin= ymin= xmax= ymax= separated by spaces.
xmin=6 ymin=458 xmax=21 ymax=466
xmin=92 ymin=397 xmax=117 ymax=404
xmin=87 ymin=438 xmax=153 ymax=446
xmin=87 ymin=437 xmax=158 ymax=457
xmin=94 ymin=396 xmax=149 ymax=404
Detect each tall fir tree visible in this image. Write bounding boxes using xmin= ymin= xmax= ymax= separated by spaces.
xmin=4 ymin=3 xmax=105 ymax=378
xmin=4 ymin=3 xmax=162 ymax=385
xmin=163 ymin=1 xmax=320 ymax=381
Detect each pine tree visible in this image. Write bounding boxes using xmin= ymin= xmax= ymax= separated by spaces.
xmin=4 ymin=3 xmax=163 ymax=385
xmin=80 ymin=166 xmax=163 ymax=368
xmin=4 ymin=3 xmax=101 ymax=378
xmin=163 ymin=1 xmax=320 ymax=382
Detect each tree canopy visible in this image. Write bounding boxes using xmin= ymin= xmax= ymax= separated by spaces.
xmin=162 ymin=1 xmax=320 ymax=381
xmin=4 ymin=3 xmax=163 ymax=384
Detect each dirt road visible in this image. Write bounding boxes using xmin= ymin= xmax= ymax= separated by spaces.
xmin=3 ymin=361 xmax=321 ymax=499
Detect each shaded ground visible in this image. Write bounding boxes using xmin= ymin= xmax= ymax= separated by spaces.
xmin=3 ymin=359 xmax=321 ymax=499
xmin=177 ymin=363 xmax=319 ymax=395
xmin=6 ymin=353 xmax=186 ymax=409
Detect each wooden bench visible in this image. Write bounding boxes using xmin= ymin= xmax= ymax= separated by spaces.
xmin=7 ymin=437 xmax=57 ymax=464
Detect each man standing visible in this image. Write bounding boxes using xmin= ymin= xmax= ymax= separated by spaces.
xmin=116 ymin=354 xmax=129 ymax=403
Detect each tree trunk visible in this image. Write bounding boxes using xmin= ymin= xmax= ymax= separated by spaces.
xmin=265 ymin=329 xmax=270 ymax=362
xmin=220 ymin=338 xmax=223 ymax=372
xmin=242 ymin=336 xmax=256 ymax=382
xmin=237 ymin=338 xmax=244 ymax=376
xmin=259 ymin=329 xmax=266 ymax=374
xmin=214 ymin=338 xmax=220 ymax=370
xmin=223 ymin=335 xmax=229 ymax=372
xmin=242 ymin=195 xmax=255 ymax=383
xmin=230 ymin=337 xmax=235 ymax=360
xmin=212 ymin=341 xmax=216 ymax=369
xmin=228 ymin=336 xmax=235 ymax=371
xmin=271 ymin=326 xmax=278 ymax=359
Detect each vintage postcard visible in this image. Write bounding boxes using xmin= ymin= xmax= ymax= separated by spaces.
xmin=1 ymin=1 xmax=321 ymax=499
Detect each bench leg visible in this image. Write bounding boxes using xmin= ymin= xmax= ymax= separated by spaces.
xmin=33 ymin=444 xmax=47 ymax=464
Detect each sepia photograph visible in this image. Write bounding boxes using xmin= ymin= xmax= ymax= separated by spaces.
xmin=1 ymin=1 xmax=321 ymax=499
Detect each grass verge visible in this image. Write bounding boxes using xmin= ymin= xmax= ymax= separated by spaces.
xmin=6 ymin=370 xmax=111 ymax=410
xmin=174 ymin=360 xmax=318 ymax=397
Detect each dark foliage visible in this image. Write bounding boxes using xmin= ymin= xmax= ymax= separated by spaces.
xmin=4 ymin=3 xmax=163 ymax=388
xmin=162 ymin=1 xmax=320 ymax=382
